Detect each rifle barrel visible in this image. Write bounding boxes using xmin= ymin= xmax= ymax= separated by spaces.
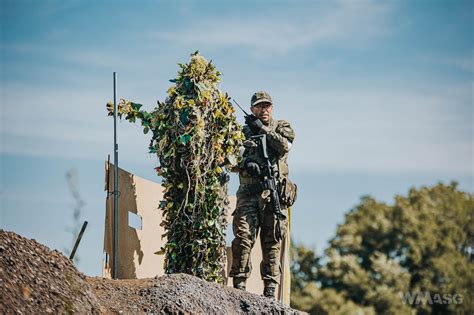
xmin=232 ymin=99 xmax=251 ymax=117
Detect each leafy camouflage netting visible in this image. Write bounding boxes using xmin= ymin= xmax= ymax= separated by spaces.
xmin=107 ymin=52 xmax=244 ymax=282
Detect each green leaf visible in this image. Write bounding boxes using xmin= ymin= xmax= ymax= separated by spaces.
xmin=154 ymin=249 xmax=165 ymax=255
xmin=142 ymin=111 xmax=151 ymax=118
xmin=180 ymin=109 xmax=190 ymax=125
xmin=163 ymin=147 xmax=175 ymax=158
xmin=143 ymin=127 xmax=149 ymax=134
xmin=184 ymin=78 xmax=193 ymax=90
xmin=130 ymin=102 xmax=143 ymax=111
xmin=180 ymin=134 xmax=191 ymax=145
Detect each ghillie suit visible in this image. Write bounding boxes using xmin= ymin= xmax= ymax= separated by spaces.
xmin=107 ymin=52 xmax=244 ymax=282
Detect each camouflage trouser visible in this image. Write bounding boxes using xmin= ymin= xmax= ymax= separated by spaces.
xmin=229 ymin=188 xmax=288 ymax=287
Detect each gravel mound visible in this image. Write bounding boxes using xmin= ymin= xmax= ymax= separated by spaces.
xmin=88 ymin=273 xmax=300 ymax=314
xmin=0 ymin=230 xmax=100 ymax=314
xmin=1 ymin=230 xmax=302 ymax=314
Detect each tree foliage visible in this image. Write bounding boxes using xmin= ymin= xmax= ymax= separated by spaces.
xmin=106 ymin=52 xmax=244 ymax=282
xmin=291 ymin=182 xmax=473 ymax=314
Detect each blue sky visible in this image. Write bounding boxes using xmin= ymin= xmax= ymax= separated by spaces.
xmin=1 ymin=0 xmax=472 ymax=276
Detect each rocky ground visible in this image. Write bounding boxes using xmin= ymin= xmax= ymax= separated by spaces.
xmin=0 ymin=230 xmax=99 ymax=314
xmin=1 ymin=230 xmax=302 ymax=314
xmin=89 ymin=274 xmax=299 ymax=314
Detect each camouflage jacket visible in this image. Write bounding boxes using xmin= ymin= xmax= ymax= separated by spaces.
xmin=235 ymin=119 xmax=295 ymax=192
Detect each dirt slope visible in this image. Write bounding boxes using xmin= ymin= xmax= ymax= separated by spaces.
xmin=0 ymin=230 xmax=100 ymax=314
xmin=1 ymin=230 xmax=302 ymax=314
xmin=89 ymin=274 xmax=299 ymax=314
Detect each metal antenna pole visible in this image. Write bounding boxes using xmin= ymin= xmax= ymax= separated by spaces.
xmin=113 ymin=72 xmax=119 ymax=279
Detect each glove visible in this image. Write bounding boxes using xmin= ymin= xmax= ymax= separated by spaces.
xmin=219 ymin=172 xmax=230 ymax=185
xmin=245 ymin=115 xmax=263 ymax=134
xmin=244 ymin=159 xmax=261 ymax=176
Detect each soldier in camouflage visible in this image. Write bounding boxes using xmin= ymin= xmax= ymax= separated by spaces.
xmin=230 ymin=91 xmax=295 ymax=298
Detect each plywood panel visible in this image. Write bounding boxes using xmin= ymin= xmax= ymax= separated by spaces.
xmin=103 ymin=164 xmax=164 ymax=279
xmin=102 ymin=162 xmax=289 ymax=303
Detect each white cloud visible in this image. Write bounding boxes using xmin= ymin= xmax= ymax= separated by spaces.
xmin=1 ymin=79 xmax=471 ymax=176
xmin=1 ymin=1 xmax=394 ymax=70
xmin=148 ymin=0 xmax=394 ymax=55
xmin=0 ymin=82 xmax=156 ymax=166
xmin=1 ymin=0 xmax=470 ymax=176
xmin=447 ymin=57 xmax=474 ymax=73
xmin=418 ymin=54 xmax=474 ymax=73
xmin=281 ymin=83 xmax=473 ymax=175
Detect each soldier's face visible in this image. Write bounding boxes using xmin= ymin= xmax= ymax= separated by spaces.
xmin=251 ymin=102 xmax=272 ymax=124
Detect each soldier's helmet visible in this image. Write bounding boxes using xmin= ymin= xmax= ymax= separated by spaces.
xmin=251 ymin=91 xmax=272 ymax=107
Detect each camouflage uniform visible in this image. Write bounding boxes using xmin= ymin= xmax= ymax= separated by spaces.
xmin=230 ymin=93 xmax=295 ymax=291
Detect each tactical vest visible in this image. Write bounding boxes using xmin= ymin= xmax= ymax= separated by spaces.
xmin=239 ymin=119 xmax=294 ymax=186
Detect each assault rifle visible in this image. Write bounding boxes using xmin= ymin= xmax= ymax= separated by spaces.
xmin=250 ymin=134 xmax=284 ymax=241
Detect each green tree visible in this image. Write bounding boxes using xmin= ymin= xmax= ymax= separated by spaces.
xmin=290 ymin=242 xmax=318 ymax=311
xmin=290 ymin=242 xmax=318 ymax=292
xmin=106 ymin=52 xmax=244 ymax=282
xmin=291 ymin=182 xmax=473 ymax=314
xmin=290 ymin=243 xmax=375 ymax=315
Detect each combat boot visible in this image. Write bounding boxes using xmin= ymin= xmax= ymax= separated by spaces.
xmin=233 ymin=277 xmax=246 ymax=291
xmin=263 ymin=286 xmax=275 ymax=298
